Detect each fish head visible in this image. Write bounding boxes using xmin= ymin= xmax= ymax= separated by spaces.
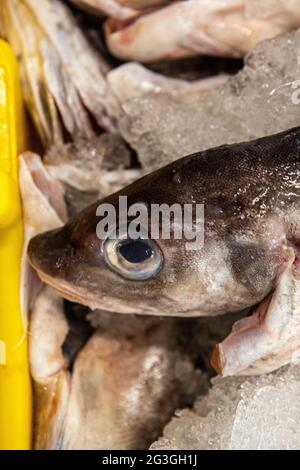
xmin=28 ymin=164 xmax=201 ymax=315
xmin=28 ymin=142 xmax=287 ymax=317
xmin=28 ymin=127 xmax=300 ymax=375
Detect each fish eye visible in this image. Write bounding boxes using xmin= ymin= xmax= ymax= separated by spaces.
xmin=118 ymin=239 xmax=154 ymax=264
xmin=103 ymin=229 xmax=163 ymax=280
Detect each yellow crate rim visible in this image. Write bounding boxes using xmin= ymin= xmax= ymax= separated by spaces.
xmin=0 ymin=39 xmax=32 ymax=450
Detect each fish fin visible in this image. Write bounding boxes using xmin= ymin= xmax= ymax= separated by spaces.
xmin=212 ymin=245 xmax=300 ymax=375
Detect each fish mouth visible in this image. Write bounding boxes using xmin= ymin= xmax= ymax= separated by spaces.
xmin=34 ymin=270 xmax=97 ymax=308
xmin=33 ymin=268 xmax=187 ymax=316
xmin=31 ymin=268 xmax=142 ymax=314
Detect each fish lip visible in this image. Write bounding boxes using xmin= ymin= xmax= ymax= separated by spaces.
xmin=33 ymin=270 xmax=103 ymax=310
xmin=33 ymin=269 xmax=149 ymax=314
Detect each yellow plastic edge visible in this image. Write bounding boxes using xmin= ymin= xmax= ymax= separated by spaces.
xmin=0 ymin=39 xmax=32 ymax=450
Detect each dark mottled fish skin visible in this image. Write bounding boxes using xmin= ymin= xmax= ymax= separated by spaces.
xmin=28 ymin=127 xmax=300 ymax=318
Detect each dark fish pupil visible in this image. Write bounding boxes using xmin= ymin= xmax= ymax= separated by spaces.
xmin=118 ymin=239 xmax=153 ymax=264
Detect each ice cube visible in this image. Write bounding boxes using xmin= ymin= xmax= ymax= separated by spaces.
xmin=119 ymin=29 xmax=300 ymax=171
xmin=151 ymin=365 xmax=300 ymax=450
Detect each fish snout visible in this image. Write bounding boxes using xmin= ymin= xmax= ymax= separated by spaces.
xmin=28 ymin=226 xmax=73 ymax=278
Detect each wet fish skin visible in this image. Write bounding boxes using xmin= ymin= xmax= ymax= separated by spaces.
xmin=31 ymin=288 xmax=203 ymax=449
xmin=70 ymin=0 xmax=137 ymax=19
xmin=105 ymin=0 xmax=300 ymax=62
xmin=69 ymin=0 xmax=170 ymax=19
xmin=28 ymin=127 xmax=300 ymax=375
xmin=60 ymin=318 xmax=202 ymax=450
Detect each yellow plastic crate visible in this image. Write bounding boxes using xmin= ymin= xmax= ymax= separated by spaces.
xmin=0 ymin=39 xmax=32 ymax=450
